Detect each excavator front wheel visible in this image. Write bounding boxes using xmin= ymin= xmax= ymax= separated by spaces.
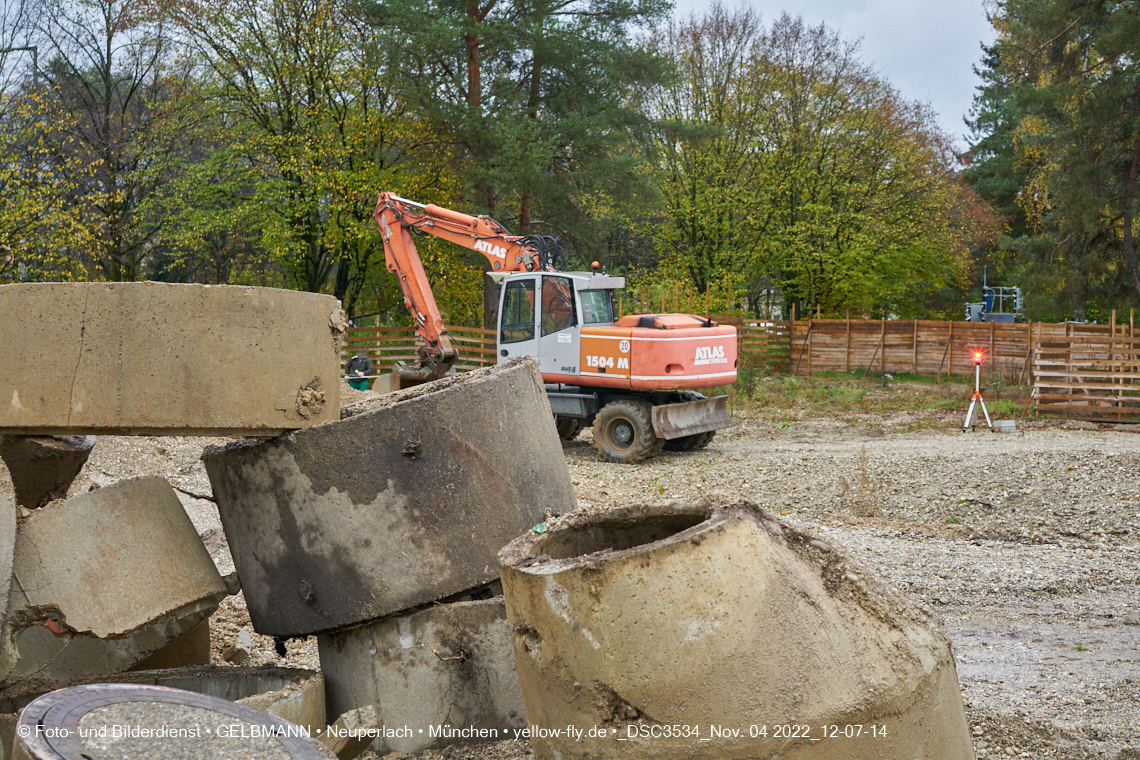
xmin=593 ymin=400 xmax=663 ymax=464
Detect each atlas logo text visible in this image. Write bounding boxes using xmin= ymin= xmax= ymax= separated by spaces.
xmin=694 ymin=345 xmax=728 ymax=366
xmin=474 ymin=240 xmax=507 ymax=259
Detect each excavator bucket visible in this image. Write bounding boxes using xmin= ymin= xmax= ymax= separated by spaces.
xmin=371 ymin=361 xmax=458 ymax=394
xmin=650 ymin=395 xmax=734 ymax=440
xmin=378 ymin=361 xmax=446 ymax=393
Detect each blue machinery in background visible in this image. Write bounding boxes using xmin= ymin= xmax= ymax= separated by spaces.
xmin=966 ymin=267 xmax=1024 ymax=323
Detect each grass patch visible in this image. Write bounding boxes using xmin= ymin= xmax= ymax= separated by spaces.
xmin=724 ymin=367 xmax=1031 ymax=426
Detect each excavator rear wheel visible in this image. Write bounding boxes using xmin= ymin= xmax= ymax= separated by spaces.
xmin=555 ymin=416 xmax=583 ymax=441
xmin=593 ymin=400 xmax=663 ymax=464
xmin=663 ymin=430 xmax=716 ymax=452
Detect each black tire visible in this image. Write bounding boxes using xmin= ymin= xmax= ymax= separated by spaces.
xmin=593 ymin=400 xmax=662 ymax=464
xmin=555 ymin=416 xmax=583 ymax=441
xmin=663 ymin=430 xmax=716 ymax=452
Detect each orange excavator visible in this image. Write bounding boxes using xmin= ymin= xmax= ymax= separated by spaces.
xmin=373 ymin=192 xmax=737 ymax=463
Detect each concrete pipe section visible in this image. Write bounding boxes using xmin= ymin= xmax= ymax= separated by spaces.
xmin=0 ymin=437 xmax=95 ymax=510
xmin=11 ymin=683 xmax=335 ymax=760
xmin=0 ymin=666 xmax=325 ymax=760
xmin=0 ymin=282 xmax=344 ymax=436
xmin=0 ymin=477 xmax=228 ymax=684
xmin=318 ymin=596 xmax=526 ymax=756
xmin=204 ymin=360 xmax=574 ymax=637
xmin=498 ymin=500 xmax=974 ymax=760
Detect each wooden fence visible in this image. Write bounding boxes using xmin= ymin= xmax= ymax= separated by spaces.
xmin=342 ymin=325 xmax=496 ymax=376
xmin=786 ymin=319 xmax=1040 ymax=381
xmin=342 ymin=317 xmax=791 ymax=378
xmin=339 ymin=315 xmax=1140 ymax=420
xmin=1032 ymin=322 xmax=1140 ymax=418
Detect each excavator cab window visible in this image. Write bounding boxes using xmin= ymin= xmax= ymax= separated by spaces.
xmin=580 ymin=289 xmax=613 ymax=324
xmin=541 ymin=276 xmax=576 ymax=336
xmin=501 ymin=279 xmax=536 ymax=343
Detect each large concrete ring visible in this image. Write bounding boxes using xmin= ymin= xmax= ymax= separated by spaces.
xmin=0 ymin=282 xmax=343 ymax=436
xmin=318 ymin=596 xmax=526 ymax=756
xmin=204 ymin=360 xmax=575 ymax=637
xmin=498 ymin=500 xmax=974 ymax=760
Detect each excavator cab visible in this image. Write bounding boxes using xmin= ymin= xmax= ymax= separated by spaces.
xmin=495 ymin=271 xmax=620 ymax=380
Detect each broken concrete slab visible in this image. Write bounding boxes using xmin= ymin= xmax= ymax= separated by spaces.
xmin=498 ymin=500 xmax=975 ymax=760
xmin=1 ymin=477 xmax=228 ymax=683
xmin=12 ymin=682 xmax=335 ymax=760
xmin=205 ymin=360 xmax=573 ymax=637
xmin=128 ymin=619 xmax=211 ymax=671
xmin=318 ymin=597 xmax=525 ymax=757
xmin=321 ymin=705 xmax=378 ymax=760
xmin=224 ymin=627 xmax=253 ymax=665
xmin=0 ymin=435 xmax=94 ymax=508
xmin=0 ymin=282 xmax=344 ymax=436
xmin=0 ymin=666 xmax=325 ymax=759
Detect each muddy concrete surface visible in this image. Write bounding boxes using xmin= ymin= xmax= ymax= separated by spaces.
xmin=203 ymin=360 xmax=574 ymax=637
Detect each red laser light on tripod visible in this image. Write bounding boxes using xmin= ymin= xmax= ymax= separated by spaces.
xmin=967 ymin=345 xmax=989 ymax=366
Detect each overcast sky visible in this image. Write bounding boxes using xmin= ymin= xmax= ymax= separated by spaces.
xmin=671 ymin=0 xmax=996 ymax=147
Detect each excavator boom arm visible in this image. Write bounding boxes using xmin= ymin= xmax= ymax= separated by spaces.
xmin=372 ymin=192 xmax=550 ymax=389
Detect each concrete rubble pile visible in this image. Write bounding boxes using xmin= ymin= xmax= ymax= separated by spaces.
xmin=0 ymin=282 xmax=349 ymax=759
xmin=204 ymin=359 xmax=576 ymax=755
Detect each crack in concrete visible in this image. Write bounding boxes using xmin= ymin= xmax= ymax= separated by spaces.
xmin=65 ymin=288 xmax=91 ymax=427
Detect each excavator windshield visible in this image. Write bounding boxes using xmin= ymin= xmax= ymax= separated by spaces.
xmin=580 ymin=289 xmax=613 ymax=324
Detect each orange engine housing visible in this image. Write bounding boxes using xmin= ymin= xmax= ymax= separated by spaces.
xmin=576 ymin=314 xmax=738 ymax=390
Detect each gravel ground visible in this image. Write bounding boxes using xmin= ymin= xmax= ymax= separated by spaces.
xmin=6 ymin=379 xmax=1138 ymax=760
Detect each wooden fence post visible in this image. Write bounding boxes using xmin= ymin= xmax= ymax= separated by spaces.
xmin=1111 ymin=310 xmax=1117 ymax=395
xmin=1018 ymin=321 xmax=1032 ymax=386
xmin=948 ymin=322 xmax=954 ymax=376
xmin=793 ymin=321 xmax=813 ymax=377
xmin=989 ymin=320 xmax=995 ymax=376
xmin=807 ymin=318 xmax=814 ymax=376
xmin=845 ymin=318 xmax=851 ymax=373
xmin=936 ymin=322 xmax=953 ymax=377
xmin=912 ymin=319 xmax=918 ymax=375
xmin=880 ymin=319 xmax=887 ymax=373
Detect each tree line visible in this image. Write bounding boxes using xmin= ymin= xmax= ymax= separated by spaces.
xmin=0 ymin=0 xmax=1017 ymax=324
xmin=967 ymin=0 xmax=1140 ymax=323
